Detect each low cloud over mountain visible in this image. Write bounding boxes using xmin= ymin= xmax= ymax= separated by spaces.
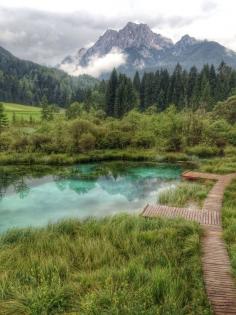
xmin=59 ymin=22 xmax=236 ymax=77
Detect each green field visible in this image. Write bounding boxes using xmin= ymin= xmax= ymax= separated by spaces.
xmin=3 ymin=102 xmax=42 ymax=122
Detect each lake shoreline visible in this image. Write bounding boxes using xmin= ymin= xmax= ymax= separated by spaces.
xmin=0 ymin=149 xmax=197 ymax=167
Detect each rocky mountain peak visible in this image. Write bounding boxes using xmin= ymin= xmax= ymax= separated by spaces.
xmin=172 ymin=34 xmax=200 ymax=56
xmin=58 ymin=22 xmax=236 ymax=78
xmin=176 ymin=34 xmax=199 ymax=47
xmin=118 ymin=22 xmax=173 ymax=50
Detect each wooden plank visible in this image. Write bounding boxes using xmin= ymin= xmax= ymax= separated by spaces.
xmin=142 ymin=172 xmax=236 ymax=315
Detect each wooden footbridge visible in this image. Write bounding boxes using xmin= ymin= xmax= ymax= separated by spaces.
xmin=142 ymin=171 xmax=236 ymax=315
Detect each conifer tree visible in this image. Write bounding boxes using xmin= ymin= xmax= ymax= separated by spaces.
xmin=133 ymin=71 xmax=141 ymax=93
xmin=0 ymin=103 xmax=8 ymax=133
xmin=12 ymin=111 xmax=16 ymax=124
xmin=187 ymin=66 xmax=198 ymax=105
xmin=105 ymin=69 xmax=118 ymax=116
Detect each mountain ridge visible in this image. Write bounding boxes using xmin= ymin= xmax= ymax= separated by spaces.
xmin=59 ymin=22 xmax=236 ymax=77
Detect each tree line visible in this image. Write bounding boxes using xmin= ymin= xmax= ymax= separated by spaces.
xmin=104 ymin=62 xmax=236 ymax=117
xmin=0 ymin=46 xmax=97 ymax=106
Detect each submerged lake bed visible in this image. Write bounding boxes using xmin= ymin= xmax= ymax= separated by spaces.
xmin=0 ymin=162 xmax=182 ymax=233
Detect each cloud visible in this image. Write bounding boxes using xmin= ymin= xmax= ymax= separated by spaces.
xmin=0 ymin=1 xmax=235 ymax=66
xmin=0 ymin=30 xmax=26 ymax=43
xmin=0 ymin=5 xmax=213 ymax=66
xmin=201 ymin=1 xmax=218 ymax=12
xmin=60 ymin=48 xmax=127 ymax=78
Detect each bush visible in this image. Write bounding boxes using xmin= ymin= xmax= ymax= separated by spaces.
xmin=101 ymin=131 xmax=131 ymax=149
xmin=78 ymin=133 xmax=96 ymax=152
xmin=0 ymin=132 xmax=12 ymax=151
xmin=30 ymin=134 xmax=52 ymax=152
xmin=185 ymin=145 xmax=220 ymax=158
xmin=10 ymin=136 xmax=29 ymax=152
xmin=227 ymin=130 xmax=236 ymax=146
xmin=132 ymin=133 xmax=156 ymax=148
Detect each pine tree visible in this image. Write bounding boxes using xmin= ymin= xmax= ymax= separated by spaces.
xmin=0 ymin=103 xmax=8 ymax=133
xmin=170 ymin=64 xmax=185 ymax=108
xmin=140 ymin=73 xmax=147 ymax=111
xmin=41 ymin=104 xmax=54 ymax=121
xmin=105 ymin=69 xmax=118 ymax=116
xmin=216 ymin=62 xmax=231 ymax=100
xmin=159 ymin=69 xmax=170 ymax=111
xmin=114 ymin=75 xmax=138 ymax=118
xmin=133 ymin=71 xmax=141 ymax=93
xmin=200 ymin=74 xmax=212 ymax=109
xmin=12 ymin=111 xmax=16 ymax=124
xmin=140 ymin=73 xmax=155 ymax=111
xmin=209 ymin=65 xmax=217 ymax=100
xmin=187 ymin=66 xmax=198 ymax=106
xmin=29 ymin=115 xmax=33 ymax=124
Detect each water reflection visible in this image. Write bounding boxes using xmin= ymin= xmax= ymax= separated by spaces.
xmin=0 ymin=162 xmax=182 ymax=233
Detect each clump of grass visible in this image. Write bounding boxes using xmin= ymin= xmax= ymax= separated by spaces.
xmin=158 ymin=181 xmax=212 ymax=208
xmin=222 ymin=180 xmax=236 ymax=278
xmin=199 ymin=156 xmax=236 ymax=174
xmin=0 ymin=215 xmax=212 ymax=314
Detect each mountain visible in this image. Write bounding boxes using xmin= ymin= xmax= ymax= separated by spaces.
xmin=59 ymin=22 xmax=236 ymax=77
xmin=0 ymin=46 xmax=98 ymax=106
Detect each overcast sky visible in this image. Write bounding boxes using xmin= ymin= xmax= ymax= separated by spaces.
xmin=0 ymin=0 xmax=236 ymax=66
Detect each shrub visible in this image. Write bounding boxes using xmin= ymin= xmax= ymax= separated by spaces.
xmin=0 ymin=132 xmax=12 ymax=151
xmin=185 ymin=145 xmax=220 ymax=158
xmin=10 ymin=136 xmax=29 ymax=152
xmin=132 ymin=133 xmax=156 ymax=148
xmin=70 ymin=119 xmax=97 ymax=150
xmin=79 ymin=133 xmax=96 ymax=152
xmin=227 ymin=130 xmax=236 ymax=146
xmin=30 ymin=134 xmax=52 ymax=152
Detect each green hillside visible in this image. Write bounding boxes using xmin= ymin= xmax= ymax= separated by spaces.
xmin=0 ymin=46 xmax=98 ymax=107
xmin=3 ymin=102 xmax=41 ymax=121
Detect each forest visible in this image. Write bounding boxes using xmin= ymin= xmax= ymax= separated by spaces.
xmin=0 ymin=46 xmax=97 ymax=106
xmin=0 ymin=61 xmax=236 ymax=163
xmin=104 ymin=62 xmax=236 ymax=117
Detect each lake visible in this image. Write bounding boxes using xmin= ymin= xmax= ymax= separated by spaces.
xmin=0 ymin=162 xmax=182 ymax=233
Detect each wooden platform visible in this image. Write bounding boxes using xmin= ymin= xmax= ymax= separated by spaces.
xmin=142 ymin=204 xmax=221 ymax=225
xmin=182 ymin=171 xmax=222 ymax=181
xmin=142 ymin=171 xmax=236 ymax=315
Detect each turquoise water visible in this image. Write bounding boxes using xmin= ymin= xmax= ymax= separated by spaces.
xmin=0 ymin=162 xmax=181 ymax=233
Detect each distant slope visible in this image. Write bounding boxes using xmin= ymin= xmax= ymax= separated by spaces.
xmin=3 ymin=102 xmax=66 ymax=121
xmin=3 ymin=102 xmax=42 ymax=121
xmin=0 ymin=46 xmax=98 ymax=107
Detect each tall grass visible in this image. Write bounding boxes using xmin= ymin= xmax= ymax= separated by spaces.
xmin=222 ymin=180 xmax=236 ymax=278
xmin=0 ymin=150 xmax=194 ymax=166
xmin=158 ymin=182 xmax=212 ymax=208
xmin=199 ymin=155 xmax=236 ymax=174
xmin=0 ymin=215 xmax=212 ymax=314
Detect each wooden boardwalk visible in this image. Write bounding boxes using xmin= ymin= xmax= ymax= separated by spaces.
xmin=142 ymin=204 xmax=221 ymax=225
xmin=142 ymin=171 xmax=236 ymax=315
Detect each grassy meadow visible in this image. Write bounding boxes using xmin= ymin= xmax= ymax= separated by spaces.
xmin=3 ymin=103 xmax=42 ymax=122
xmin=0 ymin=215 xmax=212 ymax=315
